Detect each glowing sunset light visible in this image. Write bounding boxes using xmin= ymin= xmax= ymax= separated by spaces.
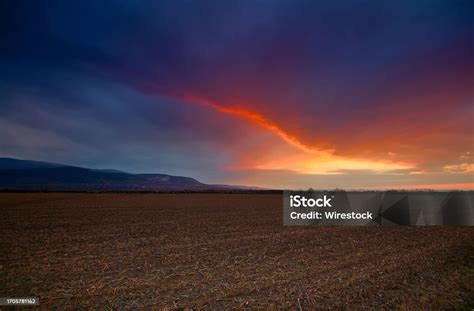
xmin=179 ymin=96 xmax=415 ymax=175
xmin=254 ymin=154 xmax=414 ymax=174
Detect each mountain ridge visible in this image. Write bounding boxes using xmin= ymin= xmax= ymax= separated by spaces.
xmin=0 ymin=158 xmax=258 ymax=191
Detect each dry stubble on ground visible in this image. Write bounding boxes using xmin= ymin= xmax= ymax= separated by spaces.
xmin=0 ymin=193 xmax=473 ymax=309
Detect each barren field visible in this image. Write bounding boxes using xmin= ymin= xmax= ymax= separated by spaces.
xmin=0 ymin=193 xmax=473 ymax=309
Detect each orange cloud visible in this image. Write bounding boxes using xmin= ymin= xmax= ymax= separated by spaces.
xmin=181 ymin=95 xmax=317 ymax=153
xmin=179 ymin=95 xmax=415 ymax=174
xmin=443 ymin=163 xmax=474 ymax=173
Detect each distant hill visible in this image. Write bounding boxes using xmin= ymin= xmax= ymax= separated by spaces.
xmin=0 ymin=158 xmax=256 ymax=191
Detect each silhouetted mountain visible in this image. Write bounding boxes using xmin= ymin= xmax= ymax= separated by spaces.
xmin=0 ymin=158 xmax=243 ymax=191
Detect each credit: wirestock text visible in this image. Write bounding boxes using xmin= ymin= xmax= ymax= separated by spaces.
xmin=283 ymin=190 xmax=474 ymax=226
xmin=287 ymin=193 xmax=372 ymax=223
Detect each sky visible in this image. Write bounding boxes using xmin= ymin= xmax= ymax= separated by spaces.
xmin=0 ymin=0 xmax=473 ymax=189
